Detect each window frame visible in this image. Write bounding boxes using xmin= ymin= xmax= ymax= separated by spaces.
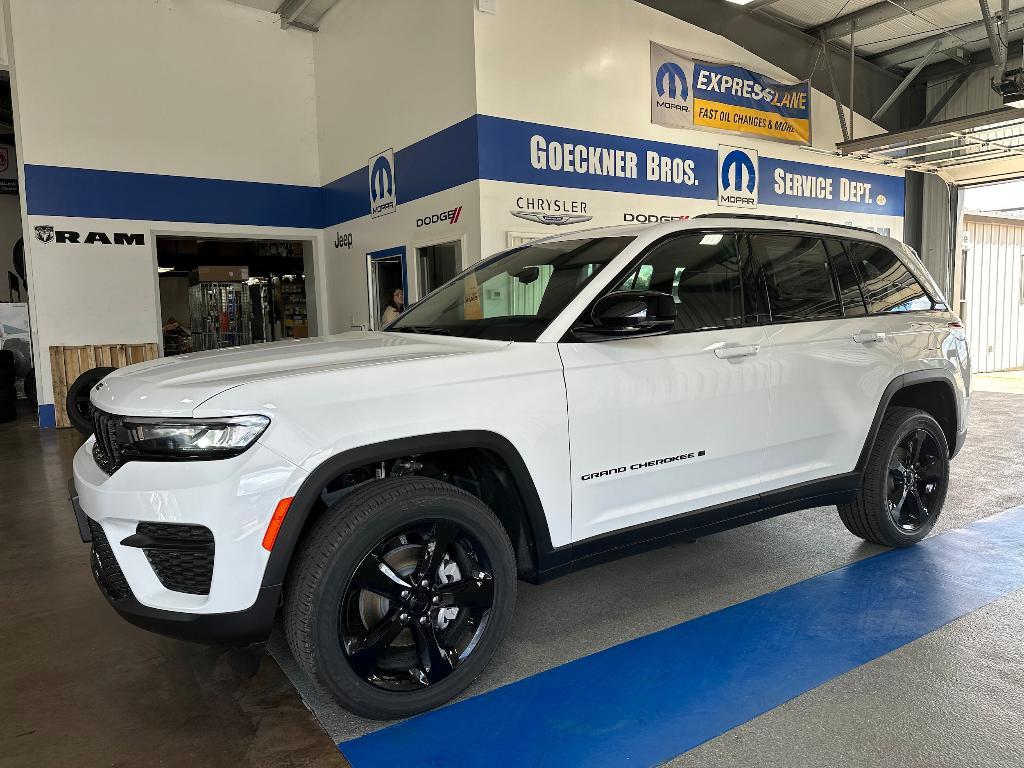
xmin=562 ymin=228 xmax=769 ymax=341
xmin=745 ymin=232 xmax=848 ymax=325
xmin=840 ymin=237 xmax=940 ymax=316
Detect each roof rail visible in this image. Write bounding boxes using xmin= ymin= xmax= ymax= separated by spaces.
xmin=691 ymin=213 xmax=883 ymax=236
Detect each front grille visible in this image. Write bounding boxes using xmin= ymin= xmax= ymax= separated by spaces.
xmin=136 ymin=522 xmax=215 ymax=595
xmin=91 ymin=407 xmax=125 ymax=475
xmin=87 ymin=518 xmax=132 ymax=601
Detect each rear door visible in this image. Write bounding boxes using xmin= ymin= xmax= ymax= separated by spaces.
xmin=560 ymin=231 xmax=772 ymax=545
xmin=752 ymin=233 xmax=903 ymax=492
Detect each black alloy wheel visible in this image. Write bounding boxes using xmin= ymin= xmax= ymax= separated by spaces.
xmin=838 ymin=406 xmax=950 ymax=547
xmin=885 ymin=428 xmax=943 ymax=533
xmin=285 ymin=476 xmax=516 ymax=719
xmin=340 ymin=520 xmax=495 ymax=691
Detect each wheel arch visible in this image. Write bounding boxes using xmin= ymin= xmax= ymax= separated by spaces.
xmin=857 ymin=370 xmax=960 ymax=473
xmin=261 ymin=431 xmax=567 ymax=589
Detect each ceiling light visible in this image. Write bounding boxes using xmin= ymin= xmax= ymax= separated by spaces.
xmin=157 ymin=267 xmax=174 ymax=273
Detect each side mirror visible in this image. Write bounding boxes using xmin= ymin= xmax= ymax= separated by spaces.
xmin=577 ymin=291 xmax=676 ymax=339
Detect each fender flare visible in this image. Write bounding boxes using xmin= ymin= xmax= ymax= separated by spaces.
xmin=261 ymin=430 xmax=565 ymax=587
xmin=855 ymin=369 xmax=960 ymax=473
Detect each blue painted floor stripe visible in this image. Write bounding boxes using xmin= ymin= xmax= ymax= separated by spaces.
xmin=339 ymin=509 xmax=1024 ymax=768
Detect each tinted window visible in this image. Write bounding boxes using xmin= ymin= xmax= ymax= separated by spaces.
xmin=846 ymin=241 xmax=932 ymax=313
xmin=391 ymin=236 xmax=633 ymax=341
xmin=614 ymin=233 xmax=759 ymax=331
xmin=749 ymin=235 xmax=841 ymax=321
xmin=824 ymin=240 xmax=867 ymax=317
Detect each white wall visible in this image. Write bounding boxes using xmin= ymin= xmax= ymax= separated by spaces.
xmin=7 ymin=0 xmax=323 ymax=415
xmin=313 ymin=0 xmax=476 ymax=184
xmin=313 ymin=0 xmax=480 ymax=329
xmin=10 ymin=0 xmax=318 ymax=184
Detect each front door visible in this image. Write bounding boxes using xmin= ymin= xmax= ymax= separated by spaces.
xmin=367 ymin=247 xmax=407 ymax=330
xmin=560 ymin=231 xmax=771 ymax=546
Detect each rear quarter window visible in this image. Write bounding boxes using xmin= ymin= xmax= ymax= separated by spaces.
xmin=845 ymin=240 xmax=932 ymax=313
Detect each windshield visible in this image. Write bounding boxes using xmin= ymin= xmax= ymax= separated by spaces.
xmin=388 ymin=236 xmax=635 ymax=341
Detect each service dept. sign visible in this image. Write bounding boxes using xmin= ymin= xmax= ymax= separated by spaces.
xmin=651 ymin=42 xmax=812 ymax=145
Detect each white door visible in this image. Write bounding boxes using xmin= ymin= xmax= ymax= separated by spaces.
xmin=754 ymin=235 xmax=919 ymax=492
xmin=560 ymin=231 xmax=771 ymax=544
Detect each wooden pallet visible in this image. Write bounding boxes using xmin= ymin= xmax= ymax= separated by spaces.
xmin=49 ymin=343 xmax=159 ymax=428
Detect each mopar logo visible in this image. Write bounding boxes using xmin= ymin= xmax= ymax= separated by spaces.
xmin=718 ymin=146 xmax=758 ymax=209
xmin=368 ymin=149 xmax=396 ymax=218
xmin=655 ymin=61 xmax=688 ymax=100
xmin=654 ymin=60 xmax=690 ymax=115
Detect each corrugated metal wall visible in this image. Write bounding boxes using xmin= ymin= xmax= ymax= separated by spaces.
xmin=964 ymin=216 xmax=1024 ymax=373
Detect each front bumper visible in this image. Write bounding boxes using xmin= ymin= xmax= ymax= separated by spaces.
xmin=72 ymin=436 xmax=307 ymax=644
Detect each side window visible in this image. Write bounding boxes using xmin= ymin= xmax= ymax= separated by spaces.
xmin=614 ymin=232 xmax=755 ymax=332
xmin=846 ymin=240 xmax=933 ymax=313
xmin=749 ymin=234 xmax=841 ymax=321
xmin=824 ymin=240 xmax=868 ymax=317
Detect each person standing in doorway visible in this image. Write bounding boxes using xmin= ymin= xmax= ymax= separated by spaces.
xmin=382 ymin=287 xmax=404 ymax=326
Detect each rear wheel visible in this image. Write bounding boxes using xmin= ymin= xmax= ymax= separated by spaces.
xmin=284 ymin=477 xmax=516 ymax=719
xmin=839 ymin=406 xmax=949 ymax=547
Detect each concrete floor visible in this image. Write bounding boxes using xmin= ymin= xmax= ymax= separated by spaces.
xmin=2 ymin=387 xmax=1022 ymax=767
xmin=0 ymin=402 xmax=342 ymax=768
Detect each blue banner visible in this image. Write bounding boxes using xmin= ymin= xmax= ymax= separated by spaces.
xmin=759 ymin=157 xmax=905 ymax=216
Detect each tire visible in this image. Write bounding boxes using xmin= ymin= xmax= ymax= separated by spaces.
xmin=65 ymin=367 xmax=116 ymax=434
xmin=839 ymin=406 xmax=949 ymax=547
xmin=0 ymin=385 xmax=16 ymax=422
xmin=23 ymin=369 xmax=36 ymax=406
xmin=0 ymin=349 xmax=13 ymax=372
xmin=284 ymin=476 xmax=516 ymax=720
xmin=0 ymin=369 xmax=14 ymax=387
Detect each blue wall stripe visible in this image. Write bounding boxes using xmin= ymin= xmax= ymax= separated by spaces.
xmin=23 ymin=115 xmax=906 ymax=228
xmin=339 ymin=508 xmax=1024 ymax=768
xmin=24 ymin=165 xmax=324 ymax=229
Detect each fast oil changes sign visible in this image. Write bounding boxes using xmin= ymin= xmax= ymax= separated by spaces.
xmin=651 ymin=42 xmax=811 ymax=145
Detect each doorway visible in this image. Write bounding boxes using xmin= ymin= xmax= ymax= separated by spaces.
xmin=155 ymin=236 xmax=317 ymax=355
xmin=367 ymin=246 xmax=407 ymax=330
xmin=416 ymin=239 xmax=462 ymax=297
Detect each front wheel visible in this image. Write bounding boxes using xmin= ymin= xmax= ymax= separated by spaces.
xmin=839 ymin=406 xmax=949 ymax=547
xmin=284 ymin=477 xmax=516 ymax=719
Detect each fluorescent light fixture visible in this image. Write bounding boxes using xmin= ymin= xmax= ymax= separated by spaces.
xmin=700 ymin=234 xmax=723 ymax=245
xmin=157 ymin=267 xmax=174 ymax=273
xmin=723 ymin=0 xmax=758 ymax=4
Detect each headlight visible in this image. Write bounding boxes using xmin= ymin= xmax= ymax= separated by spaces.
xmin=121 ymin=415 xmax=270 ymax=459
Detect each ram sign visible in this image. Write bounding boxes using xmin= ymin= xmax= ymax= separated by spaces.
xmin=651 ymin=42 xmax=812 ymax=145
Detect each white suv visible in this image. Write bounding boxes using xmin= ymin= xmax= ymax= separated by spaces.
xmin=70 ymin=215 xmax=970 ymax=719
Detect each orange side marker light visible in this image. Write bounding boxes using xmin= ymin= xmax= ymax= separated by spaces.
xmin=262 ymin=497 xmax=293 ymax=551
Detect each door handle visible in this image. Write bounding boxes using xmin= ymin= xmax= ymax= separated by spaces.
xmin=852 ymin=332 xmax=885 ymax=344
xmin=713 ymin=343 xmax=760 ymax=359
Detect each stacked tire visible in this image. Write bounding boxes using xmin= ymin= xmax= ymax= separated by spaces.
xmin=0 ymin=350 xmax=16 ymax=423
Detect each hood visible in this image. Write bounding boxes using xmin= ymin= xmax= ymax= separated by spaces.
xmin=90 ymin=331 xmax=508 ymax=417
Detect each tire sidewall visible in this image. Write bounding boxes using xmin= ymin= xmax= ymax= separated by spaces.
xmin=308 ymin=489 xmax=516 ymax=717
xmin=870 ymin=411 xmax=949 ymax=544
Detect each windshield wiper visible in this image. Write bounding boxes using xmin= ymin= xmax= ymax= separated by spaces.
xmin=390 ymin=325 xmax=453 ymax=336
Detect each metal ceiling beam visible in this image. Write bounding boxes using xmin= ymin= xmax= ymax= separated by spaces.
xmin=870 ymin=9 xmax=1024 ymax=68
xmin=813 ymin=0 xmax=947 ymax=42
xmin=872 ymin=38 xmax=943 ymax=120
xmin=820 ymin=32 xmax=851 ymax=142
xmin=837 ymin=106 xmax=1024 ymax=153
xmin=919 ymin=72 xmax=969 ymax=126
xmin=276 ymin=0 xmax=315 ymax=29
xmin=979 ymin=0 xmax=1004 ymax=64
